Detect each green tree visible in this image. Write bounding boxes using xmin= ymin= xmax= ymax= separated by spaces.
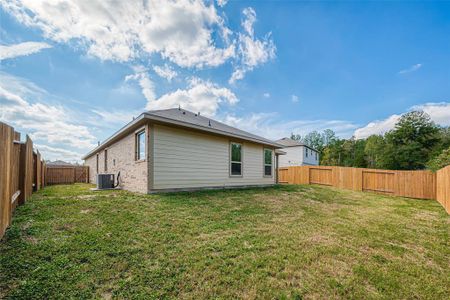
xmin=427 ymin=147 xmax=450 ymax=171
xmin=384 ymin=111 xmax=440 ymax=169
xmin=290 ymin=133 xmax=303 ymax=142
xmin=364 ymin=135 xmax=385 ymax=168
xmin=321 ymin=138 xmax=345 ymax=166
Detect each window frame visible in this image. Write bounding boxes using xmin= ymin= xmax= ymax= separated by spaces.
xmin=104 ymin=149 xmax=108 ymax=172
xmin=263 ymin=148 xmax=273 ymax=177
xmin=305 ymin=147 xmax=308 ymax=158
xmin=96 ymin=154 xmax=99 ymax=173
xmin=229 ymin=141 xmax=243 ymax=177
xmin=135 ymin=129 xmax=146 ymax=161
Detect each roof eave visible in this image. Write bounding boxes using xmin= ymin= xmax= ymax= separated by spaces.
xmin=82 ymin=112 xmax=283 ymax=160
xmin=81 ymin=113 xmax=146 ymax=160
xmin=143 ymin=112 xmax=283 ymax=148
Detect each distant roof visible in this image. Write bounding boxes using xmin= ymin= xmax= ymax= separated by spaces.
xmin=46 ymin=160 xmax=73 ymax=166
xmin=83 ymin=108 xmax=283 ymax=159
xmin=275 ymin=137 xmax=318 ymax=152
xmin=275 ymin=137 xmax=305 ymax=147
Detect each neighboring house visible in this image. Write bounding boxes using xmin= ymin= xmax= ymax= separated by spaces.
xmin=46 ymin=160 xmax=74 ymax=166
xmin=275 ymin=137 xmax=319 ymax=167
xmin=82 ymin=108 xmax=284 ymax=193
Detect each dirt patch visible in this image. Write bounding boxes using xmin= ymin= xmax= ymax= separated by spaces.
xmin=25 ymin=236 xmax=39 ymax=245
xmin=101 ymin=291 xmax=112 ymax=300
xmin=414 ymin=210 xmax=439 ymax=221
xmin=76 ymin=195 xmax=97 ymax=200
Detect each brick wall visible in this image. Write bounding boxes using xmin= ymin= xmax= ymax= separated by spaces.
xmin=84 ymin=124 xmax=148 ymax=193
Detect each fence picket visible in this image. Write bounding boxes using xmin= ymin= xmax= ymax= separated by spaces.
xmin=278 ymin=165 xmax=448 ymax=214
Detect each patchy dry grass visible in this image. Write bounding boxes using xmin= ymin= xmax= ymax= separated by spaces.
xmin=0 ymin=184 xmax=449 ymax=299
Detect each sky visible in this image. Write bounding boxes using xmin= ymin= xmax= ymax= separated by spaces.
xmin=1 ymin=0 xmax=449 ymax=163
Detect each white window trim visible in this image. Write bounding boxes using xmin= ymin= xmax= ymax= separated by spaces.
xmin=136 ymin=130 xmax=146 ymax=161
xmin=230 ymin=142 xmax=243 ymax=177
xmin=264 ymin=148 xmax=273 ymax=177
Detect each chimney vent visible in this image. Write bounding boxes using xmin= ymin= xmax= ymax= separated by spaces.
xmin=198 ymin=112 xmax=201 ymax=116
xmin=208 ymin=120 xmax=211 ymax=127
xmin=98 ymin=141 xmax=100 ymax=146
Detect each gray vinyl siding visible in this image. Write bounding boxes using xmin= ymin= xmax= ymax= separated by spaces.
xmin=152 ymin=124 xmax=275 ymax=190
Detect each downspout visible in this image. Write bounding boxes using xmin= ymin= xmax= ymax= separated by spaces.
xmin=275 ymin=153 xmax=279 ymax=184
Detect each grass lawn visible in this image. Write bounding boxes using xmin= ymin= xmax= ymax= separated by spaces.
xmin=0 ymin=184 xmax=449 ymax=299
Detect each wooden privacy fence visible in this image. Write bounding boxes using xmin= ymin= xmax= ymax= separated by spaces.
xmin=45 ymin=166 xmax=89 ymax=185
xmin=278 ymin=166 xmax=436 ymax=199
xmin=1 ymin=122 xmax=46 ymax=239
xmin=436 ymin=165 xmax=450 ymax=214
xmin=278 ymin=165 xmax=449 ymax=213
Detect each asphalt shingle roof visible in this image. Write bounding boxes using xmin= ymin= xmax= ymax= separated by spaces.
xmin=275 ymin=137 xmax=305 ymax=147
xmin=83 ymin=108 xmax=282 ymax=159
xmin=146 ymin=108 xmax=278 ymax=146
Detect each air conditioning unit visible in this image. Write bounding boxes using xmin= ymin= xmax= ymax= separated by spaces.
xmin=97 ymin=173 xmax=115 ymax=189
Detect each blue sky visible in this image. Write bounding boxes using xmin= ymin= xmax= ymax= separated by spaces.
xmin=1 ymin=1 xmax=449 ymax=162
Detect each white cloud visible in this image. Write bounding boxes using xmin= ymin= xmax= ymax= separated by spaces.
xmin=398 ymin=63 xmax=422 ymax=74
xmin=34 ymin=144 xmax=83 ymax=162
xmin=0 ymin=41 xmax=52 ymax=60
xmin=91 ymin=109 xmax=139 ymax=127
xmin=147 ymin=77 xmax=238 ymax=117
xmin=125 ymin=66 xmax=156 ymax=102
xmin=354 ymin=102 xmax=450 ymax=139
xmin=0 ymin=73 xmax=97 ymax=160
xmin=229 ymin=7 xmax=276 ymax=83
xmin=412 ymin=102 xmax=450 ymax=126
xmin=153 ymin=64 xmax=177 ymax=82
xmin=354 ymin=115 xmax=401 ymax=139
xmin=291 ymin=94 xmax=299 ymax=103
xmin=216 ymin=0 xmax=228 ymax=7
xmin=1 ymin=0 xmax=235 ymax=68
xmin=263 ymin=92 xmax=270 ymax=98
xmin=222 ymin=113 xmax=358 ymax=140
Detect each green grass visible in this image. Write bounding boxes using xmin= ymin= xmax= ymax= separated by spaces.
xmin=1 ymin=184 xmax=449 ymax=299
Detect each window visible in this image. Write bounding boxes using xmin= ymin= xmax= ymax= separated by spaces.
xmin=264 ymin=148 xmax=273 ymax=176
xmin=104 ymin=149 xmax=108 ymax=172
xmin=306 ymin=148 xmax=308 ymax=157
xmin=315 ymin=152 xmax=318 ymax=160
xmin=136 ymin=130 xmax=146 ymax=161
xmin=96 ymin=154 xmax=99 ymax=173
xmin=230 ymin=142 xmax=242 ymax=176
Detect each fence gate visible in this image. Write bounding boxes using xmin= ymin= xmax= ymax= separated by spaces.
xmin=309 ymin=168 xmax=333 ymax=186
xmin=362 ymin=171 xmax=395 ymax=194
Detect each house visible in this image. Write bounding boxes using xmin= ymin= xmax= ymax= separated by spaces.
xmin=82 ymin=108 xmax=284 ymax=193
xmin=275 ymin=137 xmax=319 ymax=167
xmin=46 ymin=160 xmax=76 ymax=167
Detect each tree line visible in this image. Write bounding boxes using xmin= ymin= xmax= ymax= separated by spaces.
xmin=291 ymin=111 xmax=450 ymax=171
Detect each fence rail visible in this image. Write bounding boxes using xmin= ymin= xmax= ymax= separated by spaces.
xmin=278 ymin=165 xmax=448 ymax=211
xmin=1 ymin=122 xmax=45 ymax=239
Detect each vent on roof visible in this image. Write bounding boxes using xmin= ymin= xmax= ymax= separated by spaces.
xmin=182 ymin=111 xmax=186 ymax=115
xmin=208 ymin=120 xmax=211 ymax=126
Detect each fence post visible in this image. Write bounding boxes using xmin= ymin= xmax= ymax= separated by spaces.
xmin=0 ymin=123 xmax=14 ymax=237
